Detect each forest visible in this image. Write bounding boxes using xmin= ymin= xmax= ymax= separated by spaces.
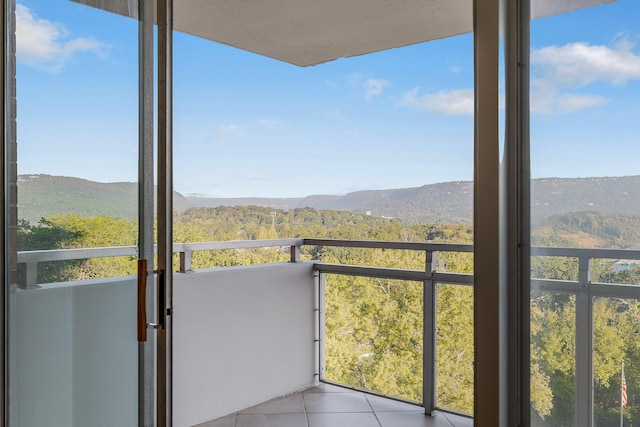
xmin=16 ymin=206 xmax=640 ymax=426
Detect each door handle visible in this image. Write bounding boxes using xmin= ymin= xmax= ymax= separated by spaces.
xmin=137 ymin=259 xmax=148 ymax=342
xmin=157 ymin=268 xmax=166 ymax=330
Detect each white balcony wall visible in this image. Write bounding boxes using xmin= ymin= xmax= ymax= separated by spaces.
xmin=14 ymin=278 xmax=138 ymax=427
xmin=173 ymin=262 xmax=317 ymax=427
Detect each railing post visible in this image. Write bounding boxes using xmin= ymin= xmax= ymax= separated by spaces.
xmin=23 ymin=261 xmax=39 ymax=289
xmin=313 ymin=270 xmax=321 ymax=383
xmin=179 ymin=250 xmax=192 ymax=273
xmin=576 ymin=255 xmax=593 ymax=427
xmin=423 ymin=249 xmax=436 ymax=415
xmin=290 ymin=244 xmax=300 ymax=263
xmin=318 ymin=272 xmax=327 ymax=381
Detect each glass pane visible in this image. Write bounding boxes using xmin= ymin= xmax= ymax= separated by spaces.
xmin=16 ymin=1 xmax=140 ymax=285
xmin=9 ymin=0 xmax=140 ymax=425
xmin=171 ymin=11 xmax=473 ymax=424
xmin=530 ymin=292 xmax=576 ymax=426
xmin=593 ymin=297 xmax=640 ymax=426
xmin=530 ymin=0 xmax=640 ymax=425
xmin=173 ymin=32 xmax=473 ymax=248
xmin=324 ymin=274 xmax=423 ymax=402
xmin=435 ymin=283 xmax=474 ymax=414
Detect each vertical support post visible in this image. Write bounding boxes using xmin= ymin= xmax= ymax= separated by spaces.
xmin=3 ymin=0 xmax=19 ymax=422
xmin=24 ymin=262 xmax=38 ymax=289
xmin=576 ymin=256 xmax=593 ymax=427
xmin=178 ymin=251 xmax=191 ymax=272
xmin=423 ymin=250 xmax=436 ymax=415
xmin=157 ymin=0 xmax=173 ymax=425
xmin=313 ymin=270 xmax=320 ymax=383
xmin=474 ymin=0 xmax=504 ymax=425
xmin=318 ymin=272 xmax=327 ymax=381
xmin=501 ymin=0 xmax=531 ymax=425
xmin=138 ymin=0 xmax=155 ymax=424
xmin=290 ymin=244 xmax=300 ymax=263
xmin=1 ymin=0 xmax=7 ymax=423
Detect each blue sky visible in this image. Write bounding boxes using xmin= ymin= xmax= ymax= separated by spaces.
xmin=15 ymin=0 xmax=640 ymax=198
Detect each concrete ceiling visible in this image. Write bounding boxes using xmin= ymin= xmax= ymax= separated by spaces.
xmin=73 ymin=0 xmax=616 ymax=67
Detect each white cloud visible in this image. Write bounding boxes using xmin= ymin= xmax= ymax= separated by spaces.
xmin=16 ymin=4 xmax=106 ymax=71
xmin=347 ymin=73 xmax=390 ymax=101
xmin=363 ymin=78 xmax=390 ymax=101
xmin=532 ymin=41 xmax=640 ymax=87
xmin=213 ymin=124 xmax=244 ymax=141
xmin=528 ymin=39 xmax=640 ymax=114
xmin=398 ymin=39 xmax=638 ymax=116
xmin=555 ymin=94 xmax=609 ymax=113
xmin=531 ymin=86 xmax=610 ymax=114
xmin=399 ymin=88 xmax=474 ymax=116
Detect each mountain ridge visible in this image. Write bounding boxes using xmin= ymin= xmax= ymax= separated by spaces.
xmin=17 ymin=174 xmax=640 ymax=225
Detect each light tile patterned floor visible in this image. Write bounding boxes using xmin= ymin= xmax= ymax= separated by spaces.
xmin=194 ymin=383 xmax=473 ymax=427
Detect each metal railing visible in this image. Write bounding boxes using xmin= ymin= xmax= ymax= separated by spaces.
xmin=175 ymin=239 xmax=303 ymax=272
xmin=530 ymin=246 xmax=640 ymax=427
xmin=20 ymin=239 xmax=640 ymax=290
xmin=16 ymin=239 xmax=640 ymax=421
xmin=17 ymin=246 xmax=138 ymax=289
xmin=17 ymin=238 xmax=474 ymax=287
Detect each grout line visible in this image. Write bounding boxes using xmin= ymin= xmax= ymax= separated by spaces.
xmin=441 ymin=411 xmax=457 ymax=427
xmin=364 ymin=394 xmax=384 ymax=427
xmin=302 ymin=390 xmax=310 ymax=427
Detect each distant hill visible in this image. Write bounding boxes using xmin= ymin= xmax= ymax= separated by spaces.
xmin=532 ymin=211 xmax=640 ymax=248
xmin=187 ymin=181 xmax=473 ymax=224
xmin=17 ymin=175 xmax=192 ymax=224
xmin=17 ymin=174 xmax=640 ymax=225
xmin=189 ymin=176 xmax=640 ymax=225
xmin=530 ymin=176 xmax=640 ymax=225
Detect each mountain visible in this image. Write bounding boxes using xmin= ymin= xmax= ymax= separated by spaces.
xmin=17 ymin=175 xmax=192 ymax=224
xmin=189 ymin=176 xmax=640 ymax=225
xmin=187 ymin=181 xmax=473 ymax=224
xmin=530 ymin=176 xmax=640 ymax=225
xmin=17 ymin=174 xmax=640 ymax=226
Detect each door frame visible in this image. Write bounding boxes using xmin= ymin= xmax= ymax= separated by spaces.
xmin=0 ymin=0 xmax=174 ymax=425
xmin=155 ymin=0 xmax=174 ymax=426
xmin=138 ymin=0 xmax=157 ymax=425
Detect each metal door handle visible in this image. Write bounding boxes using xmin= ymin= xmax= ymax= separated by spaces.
xmin=137 ymin=259 xmax=148 ymax=342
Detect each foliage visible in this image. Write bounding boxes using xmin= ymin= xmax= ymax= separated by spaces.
xmin=17 ymin=218 xmax=85 ymax=285
xmin=535 ymin=211 xmax=640 ymax=248
xmin=325 ymin=275 xmax=423 ymax=402
xmin=16 ymin=205 xmax=640 ymax=422
xmin=17 ymin=214 xmax=137 ymax=284
xmin=436 ymin=284 xmax=474 ymax=413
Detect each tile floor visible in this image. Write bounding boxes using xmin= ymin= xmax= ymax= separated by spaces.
xmin=194 ymin=383 xmax=473 ymax=427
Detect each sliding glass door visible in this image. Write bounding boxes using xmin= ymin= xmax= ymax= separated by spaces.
xmin=529 ymin=1 xmax=640 ymax=426
xmin=3 ymin=0 xmax=163 ymax=425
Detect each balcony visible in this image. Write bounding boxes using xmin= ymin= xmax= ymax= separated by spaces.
xmin=14 ymin=239 xmax=640 ymax=427
xmin=195 ymin=383 xmax=472 ymax=427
